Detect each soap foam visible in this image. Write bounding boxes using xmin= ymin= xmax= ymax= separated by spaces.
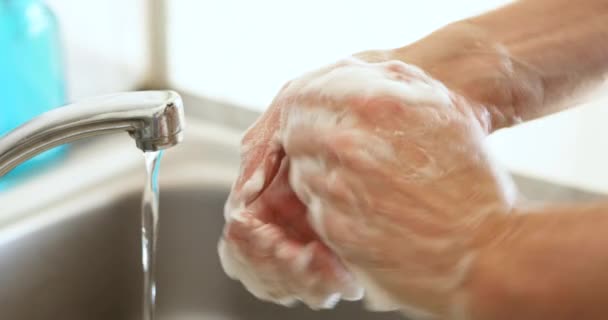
xmin=220 ymin=57 xmax=501 ymax=316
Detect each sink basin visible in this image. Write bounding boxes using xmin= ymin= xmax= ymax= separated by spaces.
xmin=1 ymin=185 xmax=408 ymax=320
xmin=0 ymin=95 xmax=604 ymax=320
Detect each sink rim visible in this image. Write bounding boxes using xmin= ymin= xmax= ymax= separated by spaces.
xmin=0 ymin=117 xmax=242 ymax=235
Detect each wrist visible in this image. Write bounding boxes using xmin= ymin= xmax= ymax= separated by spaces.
xmin=451 ymin=208 xmax=521 ymax=320
xmin=353 ymin=45 xmax=501 ymax=135
xmin=461 ymin=206 xmax=601 ymax=320
xmin=391 ymin=21 xmax=545 ymax=132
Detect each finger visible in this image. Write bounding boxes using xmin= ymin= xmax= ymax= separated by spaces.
xmin=231 ymin=99 xmax=285 ymax=209
xmin=220 ymin=218 xmax=361 ymax=309
xmin=246 ymin=157 xmax=319 ymax=242
xmin=283 ymin=125 xmax=337 ymax=161
xmin=294 ymin=167 xmax=362 ymax=212
xmin=284 ymin=125 xmax=395 ymax=173
xmin=221 ymin=214 xmax=298 ymax=304
xmin=257 ymin=156 xmax=308 ymax=222
xmin=218 ymin=238 xmax=297 ymax=306
xmin=296 ymin=242 xmax=363 ymax=308
xmin=234 ymin=144 xmax=283 ymax=198
xmin=219 ymin=215 xmax=294 ymax=304
xmin=280 ymin=58 xmax=361 ymax=97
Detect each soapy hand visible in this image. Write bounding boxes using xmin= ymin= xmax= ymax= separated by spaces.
xmin=219 ymin=57 xmax=517 ymax=318
xmin=218 ymin=61 xmax=366 ymax=309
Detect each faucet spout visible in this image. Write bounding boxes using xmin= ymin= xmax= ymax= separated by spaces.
xmin=0 ymin=90 xmax=185 ymax=177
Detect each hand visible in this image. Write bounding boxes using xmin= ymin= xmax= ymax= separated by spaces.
xmin=219 ymin=61 xmax=365 ymax=309
xmin=219 ymin=57 xmax=517 ymax=317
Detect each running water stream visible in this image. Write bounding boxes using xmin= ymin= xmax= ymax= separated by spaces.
xmin=141 ymin=151 xmax=163 ymax=320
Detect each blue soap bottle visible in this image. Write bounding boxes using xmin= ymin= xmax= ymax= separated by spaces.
xmin=0 ymin=0 xmax=67 ymax=190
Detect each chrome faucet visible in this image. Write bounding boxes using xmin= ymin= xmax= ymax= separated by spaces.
xmin=0 ymin=90 xmax=185 ymax=177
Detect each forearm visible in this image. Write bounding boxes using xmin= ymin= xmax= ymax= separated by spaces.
xmin=389 ymin=0 xmax=608 ymax=130
xmin=469 ymin=0 xmax=608 ymax=122
xmin=468 ymin=203 xmax=608 ymax=320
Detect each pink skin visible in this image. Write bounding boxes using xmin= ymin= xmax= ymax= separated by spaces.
xmin=219 ymin=61 xmax=368 ymax=308
xmin=222 ymin=0 xmax=608 ymax=316
xmin=222 ymin=148 xmax=359 ymax=307
xmin=219 ymin=58 xmax=513 ymax=316
xmin=226 ymin=157 xmax=346 ymax=283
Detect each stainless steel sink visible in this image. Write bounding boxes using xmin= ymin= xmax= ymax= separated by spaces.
xmin=2 ymin=184 xmax=409 ymax=320
xmin=0 ymin=94 xmax=604 ymax=320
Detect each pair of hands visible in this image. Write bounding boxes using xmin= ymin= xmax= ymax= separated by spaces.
xmin=218 ymin=56 xmax=517 ymax=318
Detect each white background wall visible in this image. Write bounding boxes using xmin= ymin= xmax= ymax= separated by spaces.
xmin=46 ymin=0 xmax=150 ymax=101
xmin=166 ymin=0 xmax=511 ymax=110
xmin=487 ymin=99 xmax=608 ymax=193
xmin=165 ymin=0 xmax=608 ymax=194
xmin=46 ymin=0 xmax=608 ymax=194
